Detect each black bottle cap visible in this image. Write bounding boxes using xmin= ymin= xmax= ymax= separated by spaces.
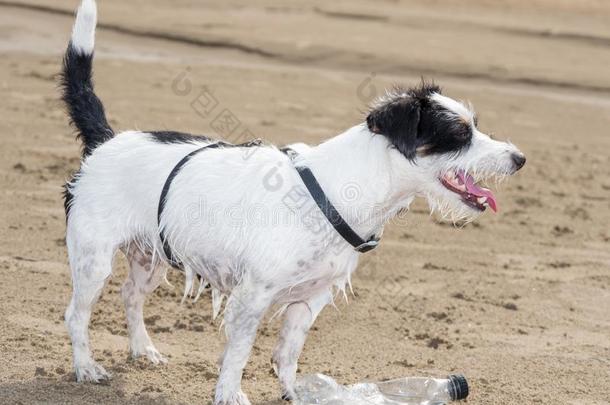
xmin=448 ymin=374 xmax=469 ymax=401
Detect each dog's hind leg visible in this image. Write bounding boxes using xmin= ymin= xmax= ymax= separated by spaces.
xmin=121 ymin=244 xmax=167 ymax=364
xmin=272 ymin=290 xmax=332 ymax=400
xmin=65 ymin=229 xmax=116 ymax=383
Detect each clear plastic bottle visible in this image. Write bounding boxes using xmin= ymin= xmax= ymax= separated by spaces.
xmin=293 ymin=373 xmax=469 ymax=405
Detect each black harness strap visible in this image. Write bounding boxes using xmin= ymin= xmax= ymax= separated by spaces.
xmin=282 ymin=148 xmax=380 ymax=253
xmin=157 ymin=142 xmax=228 ymax=269
xmin=158 ymin=141 xmax=378 ymax=270
xmin=158 ymin=139 xmax=263 ymax=268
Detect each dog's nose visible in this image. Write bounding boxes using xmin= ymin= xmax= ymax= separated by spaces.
xmin=511 ymin=153 xmax=526 ymax=171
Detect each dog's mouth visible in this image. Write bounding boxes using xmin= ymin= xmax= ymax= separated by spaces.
xmin=440 ymin=169 xmax=497 ymax=212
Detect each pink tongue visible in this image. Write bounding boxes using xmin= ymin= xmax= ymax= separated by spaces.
xmin=457 ymin=170 xmax=498 ymax=212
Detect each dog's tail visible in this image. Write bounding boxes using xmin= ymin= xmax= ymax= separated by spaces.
xmin=60 ymin=0 xmax=113 ymax=157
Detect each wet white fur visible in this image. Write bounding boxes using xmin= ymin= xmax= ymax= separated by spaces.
xmin=63 ymin=1 xmax=524 ymax=404
xmin=65 ymin=124 xmax=520 ymax=404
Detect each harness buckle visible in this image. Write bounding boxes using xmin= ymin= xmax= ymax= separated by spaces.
xmin=355 ymin=239 xmax=379 ymax=253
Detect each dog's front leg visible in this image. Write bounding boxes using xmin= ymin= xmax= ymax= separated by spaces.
xmin=215 ymin=286 xmax=273 ymax=405
xmin=272 ymin=290 xmax=332 ymax=400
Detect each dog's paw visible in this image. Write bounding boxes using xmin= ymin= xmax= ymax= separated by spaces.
xmin=75 ymin=361 xmax=111 ymax=383
xmin=143 ymin=346 xmax=168 ymax=365
xmin=281 ymin=391 xmax=294 ymax=402
xmin=214 ymin=390 xmax=251 ymax=405
xmin=132 ymin=345 xmax=167 ymax=365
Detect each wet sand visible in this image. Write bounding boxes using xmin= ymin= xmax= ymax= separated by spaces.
xmin=0 ymin=1 xmax=608 ymax=404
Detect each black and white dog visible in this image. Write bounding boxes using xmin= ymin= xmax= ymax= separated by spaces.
xmin=61 ymin=1 xmax=525 ymax=404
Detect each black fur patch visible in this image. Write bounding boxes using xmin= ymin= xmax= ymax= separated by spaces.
xmin=148 ymin=131 xmax=212 ymax=145
xmin=366 ymin=83 xmax=472 ymax=160
xmin=60 ymin=44 xmax=114 ymax=157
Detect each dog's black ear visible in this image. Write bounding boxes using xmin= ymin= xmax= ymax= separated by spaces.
xmin=367 ymin=96 xmax=421 ymax=160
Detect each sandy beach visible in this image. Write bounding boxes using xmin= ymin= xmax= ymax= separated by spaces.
xmin=0 ymin=1 xmax=608 ymax=403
